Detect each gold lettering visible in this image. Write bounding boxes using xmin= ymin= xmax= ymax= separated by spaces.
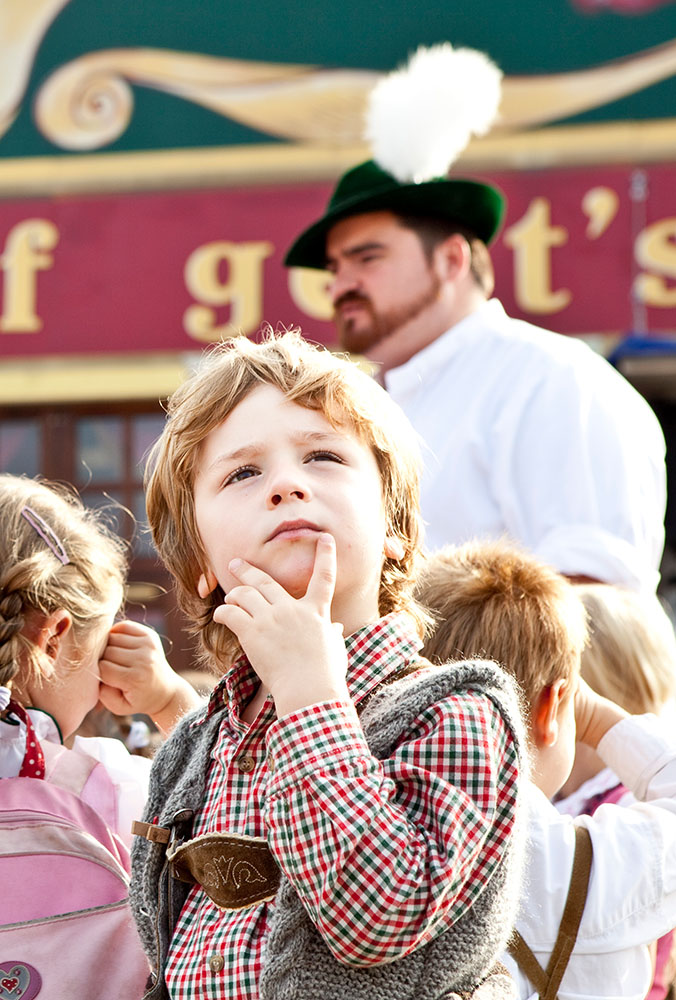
xmin=634 ymin=218 xmax=676 ymax=308
xmin=503 ymin=198 xmax=570 ymax=314
xmin=0 ymin=219 xmax=59 ymax=333
xmin=287 ymin=267 xmax=333 ymax=321
xmin=582 ymin=187 xmax=619 ymax=240
xmin=183 ymin=240 xmax=274 ymax=342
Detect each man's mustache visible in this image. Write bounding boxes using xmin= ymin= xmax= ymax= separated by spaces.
xmin=333 ymin=291 xmax=373 ymax=311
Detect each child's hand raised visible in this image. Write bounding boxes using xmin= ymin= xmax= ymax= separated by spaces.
xmin=574 ymin=677 xmax=628 ymax=749
xmin=98 ymin=620 xmax=203 ymax=736
xmin=213 ymin=533 xmax=350 ymax=718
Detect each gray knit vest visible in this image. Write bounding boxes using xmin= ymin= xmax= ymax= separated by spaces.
xmin=131 ymin=659 xmax=526 ymax=1000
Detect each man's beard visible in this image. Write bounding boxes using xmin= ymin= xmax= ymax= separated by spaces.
xmin=334 ymin=273 xmax=442 ymax=356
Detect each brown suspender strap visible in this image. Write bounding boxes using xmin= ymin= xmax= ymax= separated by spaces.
xmin=132 ymin=820 xmax=171 ymax=844
xmin=508 ymin=824 xmax=593 ymax=1000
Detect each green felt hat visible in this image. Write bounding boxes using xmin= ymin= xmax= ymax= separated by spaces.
xmin=284 ymin=159 xmax=505 ymax=270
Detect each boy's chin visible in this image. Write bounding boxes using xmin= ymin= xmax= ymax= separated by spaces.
xmin=277 ymin=571 xmax=313 ymax=600
xmin=271 ymin=559 xmax=315 ymax=599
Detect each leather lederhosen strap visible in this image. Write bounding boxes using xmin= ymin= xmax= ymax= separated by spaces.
xmin=507 ymin=825 xmax=593 ymax=1000
xmin=166 ymin=831 xmax=281 ymax=910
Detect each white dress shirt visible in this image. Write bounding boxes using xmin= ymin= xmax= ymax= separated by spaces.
xmin=502 ymin=714 xmax=676 ymax=1000
xmin=385 ymin=299 xmax=666 ymax=592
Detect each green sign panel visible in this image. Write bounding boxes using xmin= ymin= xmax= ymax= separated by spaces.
xmin=3 ymin=0 xmax=676 ymax=160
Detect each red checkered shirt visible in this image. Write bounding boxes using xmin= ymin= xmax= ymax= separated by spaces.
xmin=164 ymin=611 xmax=519 ymax=998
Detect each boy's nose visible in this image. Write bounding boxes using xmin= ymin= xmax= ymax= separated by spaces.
xmin=267 ymin=480 xmax=309 ymax=508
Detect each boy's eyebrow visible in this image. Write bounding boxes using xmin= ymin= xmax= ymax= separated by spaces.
xmin=204 ymin=430 xmax=348 ymax=474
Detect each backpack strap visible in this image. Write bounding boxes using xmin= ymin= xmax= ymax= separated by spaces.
xmin=42 ymin=740 xmax=100 ymax=795
xmin=508 ymin=824 xmax=593 ymax=1000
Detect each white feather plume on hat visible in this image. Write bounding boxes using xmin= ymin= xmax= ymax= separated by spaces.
xmin=365 ymin=43 xmax=503 ymax=184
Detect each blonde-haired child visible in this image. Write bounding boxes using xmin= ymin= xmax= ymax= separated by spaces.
xmin=131 ymin=328 xmax=527 ymax=1000
xmin=556 ymin=584 xmax=676 ymax=1000
xmin=0 ymin=474 xmax=200 ymax=840
xmin=416 ymin=538 xmax=676 ymax=1000
xmin=0 ymin=474 xmax=200 ymax=998
xmin=574 ymin=584 xmax=675 ymax=715
xmin=558 ymin=584 xmax=676 ymax=808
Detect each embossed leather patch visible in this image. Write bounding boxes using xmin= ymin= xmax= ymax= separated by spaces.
xmin=167 ymin=832 xmax=280 ymax=910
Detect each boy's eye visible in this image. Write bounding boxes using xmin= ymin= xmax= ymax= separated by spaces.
xmin=223 ymin=465 xmax=259 ymax=486
xmin=305 ymin=450 xmax=343 ymax=464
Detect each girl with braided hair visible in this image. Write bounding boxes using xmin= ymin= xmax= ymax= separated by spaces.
xmin=0 ymin=473 xmax=200 ymax=843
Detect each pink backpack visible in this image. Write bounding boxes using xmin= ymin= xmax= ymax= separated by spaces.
xmin=0 ymin=742 xmax=150 ymax=1000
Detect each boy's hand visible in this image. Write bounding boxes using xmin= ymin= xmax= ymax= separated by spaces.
xmin=574 ymin=677 xmax=628 ymax=749
xmin=98 ymin=619 xmax=202 ymax=735
xmin=213 ymin=533 xmax=349 ymax=717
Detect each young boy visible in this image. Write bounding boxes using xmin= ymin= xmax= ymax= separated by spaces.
xmin=416 ymin=539 xmax=676 ymax=1000
xmin=130 ymin=329 xmax=526 ymax=1000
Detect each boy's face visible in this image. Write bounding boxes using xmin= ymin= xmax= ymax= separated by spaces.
xmin=193 ymin=383 xmax=396 ymax=634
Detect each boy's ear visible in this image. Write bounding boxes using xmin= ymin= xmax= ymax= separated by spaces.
xmin=197 ymin=569 xmax=219 ymax=599
xmin=532 ymin=678 xmax=568 ymax=748
xmin=384 ymin=535 xmax=406 ymax=561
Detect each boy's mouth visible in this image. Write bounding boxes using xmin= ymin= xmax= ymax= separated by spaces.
xmin=266 ymin=519 xmax=322 ymax=542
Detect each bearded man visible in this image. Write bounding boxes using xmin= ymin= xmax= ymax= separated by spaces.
xmin=285 ymin=45 xmax=666 ymax=592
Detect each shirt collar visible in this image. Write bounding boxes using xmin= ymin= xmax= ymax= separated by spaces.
xmin=344 ymin=611 xmax=421 ymax=706
xmin=385 ymin=299 xmax=506 ymax=399
xmin=195 ymin=610 xmax=421 ymax=726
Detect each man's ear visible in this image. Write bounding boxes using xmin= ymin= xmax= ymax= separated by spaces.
xmin=197 ymin=569 xmax=219 ymax=599
xmin=436 ymin=233 xmax=472 ymax=282
xmin=532 ymin=678 xmax=568 ymax=748
xmin=384 ymin=535 xmax=406 ymax=561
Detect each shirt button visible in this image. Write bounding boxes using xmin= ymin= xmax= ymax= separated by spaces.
xmin=208 ymin=954 xmax=225 ymax=973
xmin=237 ymin=754 xmax=255 ymax=773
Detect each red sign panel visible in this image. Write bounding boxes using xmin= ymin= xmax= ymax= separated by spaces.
xmin=0 ymin=162 xmax=674 ymax=358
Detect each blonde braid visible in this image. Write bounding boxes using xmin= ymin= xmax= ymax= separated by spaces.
xmin=0 ymin=588 xmax=25 ymax=688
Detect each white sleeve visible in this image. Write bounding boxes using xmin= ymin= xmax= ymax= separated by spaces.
xmin=493 ymin=344 xmax=666 ymax=592
xmin=599 ymin=714 xmax=676 ymax=806
xmin=526 ymin=715 xmax=676 ymax=953
xmin=505 ymin=718 xmax=676 ymax=1000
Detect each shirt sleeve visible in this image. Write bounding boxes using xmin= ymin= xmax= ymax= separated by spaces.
xmin=515 ymin=715 xmax=676 ymax=955
xmin=263 ymin=690 xmax=519 ymax=967
xmin=491 ymin=342 xmax=666 ymax=592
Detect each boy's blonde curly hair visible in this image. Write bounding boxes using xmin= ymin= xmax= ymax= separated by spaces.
xmin=145 ymin=328 xmax=429 ymax=671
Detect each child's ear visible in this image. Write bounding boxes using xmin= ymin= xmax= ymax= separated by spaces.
xmin=37 ymin=610 xmax=72 ymax=665
xmin=197 ymin=569 xmax=219 ymax=599
xmin=532 ymin=678 xmax=568 ymax=748
xmin=384 ymin=535 xmax=406 ymax=561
